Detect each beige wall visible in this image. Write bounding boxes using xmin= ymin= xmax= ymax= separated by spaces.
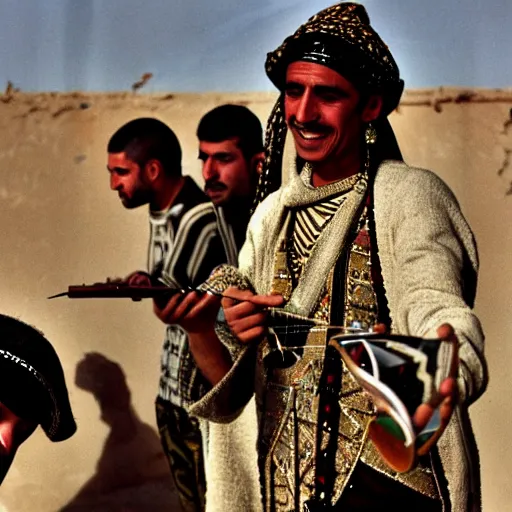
xmin=0 ymin=89 xmax=510 ymax=511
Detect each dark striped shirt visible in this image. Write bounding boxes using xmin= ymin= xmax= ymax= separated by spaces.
xmin=148 ymin=176 xmax=227 ymax=406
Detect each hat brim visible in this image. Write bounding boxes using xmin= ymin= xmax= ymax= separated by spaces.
xmin=0 ymin=354 xmax=76 ymax=442
xmin=267 ymin=33 xmax=404 ymax=117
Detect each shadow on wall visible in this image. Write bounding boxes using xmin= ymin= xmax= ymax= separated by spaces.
xmin=60 ymin=353 xmax=180 ymax=512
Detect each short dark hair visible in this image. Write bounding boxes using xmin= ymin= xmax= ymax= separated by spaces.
xmin=108 ymin=118 xmax=182 ymax=177
xmin=197 ymin=105 xmax=263 ymax=161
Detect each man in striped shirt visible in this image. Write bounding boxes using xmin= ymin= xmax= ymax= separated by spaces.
xmin=197 ymin=104 xmax=264 ymax=264
xmin=107 ymin=117 xmax=227 ymax=512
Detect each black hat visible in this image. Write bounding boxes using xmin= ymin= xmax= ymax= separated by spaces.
xmin=0 ymin=314 xmax=76 ymax=442
xmin=265 ymin=2 xmax=404 ymax=116
xmin=253 ymin=2 xmax=404 ymax=211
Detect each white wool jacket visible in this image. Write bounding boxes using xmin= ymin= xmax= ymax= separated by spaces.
xmin=191 ymin=160 xmax=487 ymax=512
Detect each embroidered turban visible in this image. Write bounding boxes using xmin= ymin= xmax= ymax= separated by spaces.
xmin=266 ymin=2 xmax=403 ymax=116
xmin=254 ymin=2 xmax=404 ymax=209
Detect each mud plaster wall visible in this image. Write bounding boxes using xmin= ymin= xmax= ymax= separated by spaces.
xmin=0 ymin=89 xmax=510 ymax=511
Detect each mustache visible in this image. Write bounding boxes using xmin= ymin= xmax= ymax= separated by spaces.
xmin=289 ymin=117 xmax=330 ymax=134
xmin=204 ymin=180 xmax=227 ymax=191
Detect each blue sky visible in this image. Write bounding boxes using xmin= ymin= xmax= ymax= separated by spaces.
xmin=0 ymin=0 xmax=510 ymax=92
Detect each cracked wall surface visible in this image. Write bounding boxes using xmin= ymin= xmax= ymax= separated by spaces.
xmin=0 ymin=88 xmax=510 ymax=512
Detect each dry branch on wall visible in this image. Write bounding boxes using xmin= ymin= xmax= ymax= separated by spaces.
xmin=400 ymin=88 xmax=512 ymax=113
xmin=131 ymin=73 xmax=153 ymax=93
xmin=1 ymin=80 xmax=21 ymax=103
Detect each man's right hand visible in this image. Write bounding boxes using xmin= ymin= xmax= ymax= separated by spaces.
xmin=124 ymin=271 xmax=152 ymax=287
xmin=221 ymin=287 xmax=285 ymax=344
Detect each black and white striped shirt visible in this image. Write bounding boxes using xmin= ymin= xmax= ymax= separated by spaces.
xmin=148 ymin=176 xmax=228 ymax=407
xmin=289 ymin=194 xmax=347 ymax=280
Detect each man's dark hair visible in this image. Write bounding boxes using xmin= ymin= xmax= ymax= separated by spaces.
xmin=197 ymin=105 xmax=263 ymax=161
xmin=108 ymin=118 xmax=182 ymax=177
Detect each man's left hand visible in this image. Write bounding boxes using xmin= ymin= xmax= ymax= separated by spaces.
xmin=413 ymin=323 xmax=459 ymax=443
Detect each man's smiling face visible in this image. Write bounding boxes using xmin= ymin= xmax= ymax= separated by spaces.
xmin=284 ymin=61 xmax=365 ymax=167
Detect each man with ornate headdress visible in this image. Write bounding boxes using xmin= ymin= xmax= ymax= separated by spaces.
xmin=159 ymin=3 xmax=487 ymax=511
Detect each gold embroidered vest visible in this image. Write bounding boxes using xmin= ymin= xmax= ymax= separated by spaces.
xmin=256 ymin=201 xmax=440 ymax=510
